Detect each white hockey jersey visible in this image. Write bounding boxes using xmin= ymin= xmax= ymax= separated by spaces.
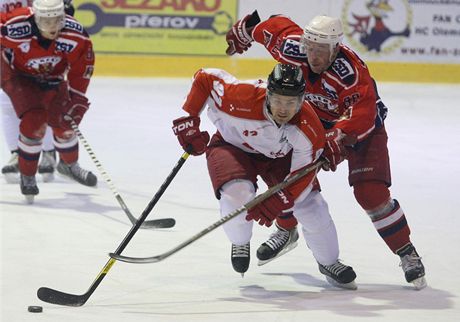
xmin=181 ymin=68 xmax=325 ymax=199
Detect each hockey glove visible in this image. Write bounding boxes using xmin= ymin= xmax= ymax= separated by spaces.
xmin=225 ymin=10 xmax=261 ymax=55
xmin=172 ymin=116 xmax=210 ymax=156
xmin=322 ymin=128 xmax=348 ymax=172
xmin=246 ymin=190 xmax=294 ymax=227
xmin=61 ymin=92 xmax=89 ymax=130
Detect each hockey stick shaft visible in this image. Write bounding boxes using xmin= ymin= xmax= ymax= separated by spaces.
xmin=110 ymin=159 xmax=325 ymax=264
xmin=70 ymin=120 xmax=175 ymax=229
xmin=37 ymin=149 xmax=191 ymax=306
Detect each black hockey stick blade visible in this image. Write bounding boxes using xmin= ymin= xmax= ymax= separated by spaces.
xmin=110 ymin=160 xmax=324 ymax=264
xmin=37 ymin=258 xmax=117 ymax=306
xmin=141 ymin=218 xmax=176 ymax=229
xmin=37 ymin=150 xmax=191 ymax=306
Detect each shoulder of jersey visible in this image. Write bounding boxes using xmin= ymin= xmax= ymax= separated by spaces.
xmin=327 ymin=45 xmax=368 ymax=87
xmin=1 ymin=8 xmax=33 ymax=40
xmin=62 ymin=16 xmax=89 ymax=38
xmin=279 ymin=35 xmax=306 ymax=62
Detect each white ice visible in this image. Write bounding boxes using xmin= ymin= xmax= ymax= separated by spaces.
xmin=1 ymin=78 xmax=459 ymax=322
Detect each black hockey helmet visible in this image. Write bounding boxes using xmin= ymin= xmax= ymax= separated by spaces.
xmin=267 ymin=64 xmax=306 ymax=96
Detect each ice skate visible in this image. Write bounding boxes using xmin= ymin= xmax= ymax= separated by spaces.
xmin=57 ymin=160 xmax=97 ymax=187
xmin=398 ymin=243 xmax=427 ymax=290
xmin=318 ymin=260 xmax=357 ymax=290
xmin=257 ymin=224 xmax=299 ymax=266
xmin=38 ymin=150 xmax=56 ymax=182
xmin=2 ymin=150 xmax=19 ymax=183
xmin=20 ymin=174 xmax=39 ymax=204
xmin=231 ymin=243 xmax=250 ymax=277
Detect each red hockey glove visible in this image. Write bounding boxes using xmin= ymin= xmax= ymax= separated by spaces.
xmin=225 ymin=10 xmax=261 ymax=55
xmin=246 ymin=190 xmax=294 ymax=227
xmin=61 ymin=92 xmax=89 ymax=130
xmin=172 ymin=116 xmax=210 ymax=156
xmin=322 ymin=129 xmax=347 ymax=172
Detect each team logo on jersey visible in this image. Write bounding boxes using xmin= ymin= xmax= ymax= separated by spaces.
xmin=332 ymin=58 xmax=355 ymax=79
xmin=321 ymin=79 xmax=339 ymax=100
xmin=282 ymin=39 xmax=307 ymax=58
xmin=305 ymin=93 xmax=338 ymax=112
xmin=6 ymin=21 xmax=32 ymax=38
xmin=263 ymin=30 xmax=273 ymax=47
xmin=55 ymin=38 xmax=77 ymax=53
xmin=342 ymin=0 xmax=412 ymax=57
xmin=18 ymin=42 xmax=30 ymax=53
xmin=26 ymin=56 xmax=61 ymax=74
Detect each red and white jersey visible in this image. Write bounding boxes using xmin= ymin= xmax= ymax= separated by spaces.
xmin=0 ymin=7 xmax=94 ymax=95
xmin=182 ymin=68 xmax=325 ymax=199
xmin=0 ymin=0 xmax=31 ymax=13
xmin=252 ymin=15 xmax=383 ymax=142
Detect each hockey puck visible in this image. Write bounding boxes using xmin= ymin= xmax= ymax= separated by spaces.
xmin=27 ymin=305 xmax=43 ymax=313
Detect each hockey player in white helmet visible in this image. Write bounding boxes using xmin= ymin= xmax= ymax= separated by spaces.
xmin=300 ymin=15 xmax=343 ymax=73
xmin=225 ymin=12 xmax=426 ymax=290
xmin=1 ymin=0 xmax=75 ymax=183
xmin=1 ymin=0 xmax=96 ymax=203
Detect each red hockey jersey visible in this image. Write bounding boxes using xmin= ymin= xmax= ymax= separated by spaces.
xmin=252 ymin=15 xmax=387 ymax=142
xmin=0 ymin=7 xmax=94 ymax=95
xmin=182 ymin=68 xmax=325 ymax=200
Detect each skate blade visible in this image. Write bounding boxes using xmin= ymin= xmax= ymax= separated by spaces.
xmin=412 ymin=276 xmax=427 ymax=290
xmin=3 ymin=172 xmax=20 ymax=184
xmin=41 ymin=172 xmax=55 ymax=183
xmin=24 ymin=195 xmax=35 ymax=204
xmin=325 ymin=276 xmax=358 ymax=290
xmin=257 ymin=241 xmax=298 ymax=266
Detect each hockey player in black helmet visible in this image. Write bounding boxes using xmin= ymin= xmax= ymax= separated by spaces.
xmin=265 ymin=64 xmax=306 ymax=125
xmin=171 ymin=64 xmax=357 ymax=289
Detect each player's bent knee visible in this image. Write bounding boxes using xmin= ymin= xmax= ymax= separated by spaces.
xmin=20 ymin=109 xmax=47 ymax=139
xmin=353 ymin=180 xmax=390 ymax=211
xmin=220 ymin=179 xmax=255 ymax=205
xmin=295 ymin=191 xmax=333 ymax=234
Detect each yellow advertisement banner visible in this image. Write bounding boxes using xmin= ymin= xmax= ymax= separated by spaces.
xmin=73 ymin=0 xmax=237 ymax=55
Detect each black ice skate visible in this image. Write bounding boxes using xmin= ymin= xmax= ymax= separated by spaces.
xmin=231 ymin=243 xmax=250 ymax=276
xmin=397 ymin=243 xmax=427 ymax=290
xmin=38 ymin=150 xmax=56 ymax=182
xmin=318 ymin=260 xmax=357 ymax=290
xmin=57 ymin=160 xmax=97 ymax=187
xmin=257 ymin=224 xmax=299 ymax=266
xmin=2 ymin=150 xmax=19 ymax=184
xmin=20 ymin=174 xmax=39 ymax=204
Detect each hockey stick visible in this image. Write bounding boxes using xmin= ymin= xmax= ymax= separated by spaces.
xmin=37 ymin=149 xmax=191 ymax=306
xmin=110 ymin=159 xmax=325 ymax=264
xmin=70 ymin=120 xmax=175 ymax=229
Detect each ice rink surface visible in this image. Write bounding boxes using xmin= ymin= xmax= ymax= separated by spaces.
xmin=1 ymin=77 xmax=459 ymax=322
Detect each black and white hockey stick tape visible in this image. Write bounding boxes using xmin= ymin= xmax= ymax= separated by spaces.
xmin=70 ymin=120 xmax=175 ymax=229
xmin=109 ymin=159 xmax=325 ymax=264
xmin=37 ymin=149 xmax=192 ymax=306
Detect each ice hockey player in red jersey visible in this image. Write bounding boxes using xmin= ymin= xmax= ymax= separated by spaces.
xmin=1 ymin=0 xmax=97 ymax=203
xmin=172 ymin=63 xmax=357 ymax=289
xmin=225 ymin=12 xmax=426 ymax=289
xmin=0 ymin=0 xmax=75 ymax=183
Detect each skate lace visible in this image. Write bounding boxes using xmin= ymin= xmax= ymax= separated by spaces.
xmin=70 ymin=163 xmax=90 ymax=180
xmin=322 ymin=261 xmax=349 ymax=276
xmin=399 ymin=252 xmax=423 ymax=272
xmin=232 ymin=244 xmax=250 ymax=258
xmin=265 ymin=229 xmax=290 ymax=250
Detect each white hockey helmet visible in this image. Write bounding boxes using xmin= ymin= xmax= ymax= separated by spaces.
xmin=302 ymin=15 xmax=343 ymax=54
xmin=33 ymin=0 xmax=65 ymax=38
